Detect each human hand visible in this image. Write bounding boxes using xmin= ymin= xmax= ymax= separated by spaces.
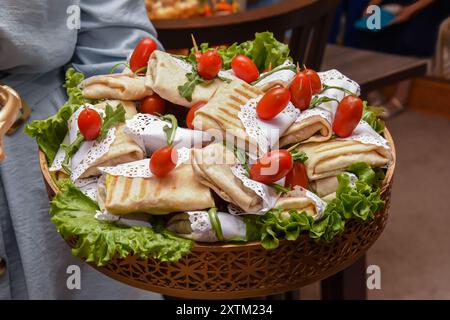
xmin=390 ymin=0 xmax=435 ymax=25
xmin=390 ymin=4 xmax=417 ymax=24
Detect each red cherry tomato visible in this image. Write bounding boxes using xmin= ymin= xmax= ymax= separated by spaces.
xmin=197 ymin=50 xmax=222 ymax=80
xmin=289 ymin=72 xmax=312 ymax=111
xmin=332 ymin=96 xmax=363 ymax=138
xmin=140 ymin=94 xmax=166 ymax=115
xmin=77 ymin=107 xmax=102 ymax=141
xmin=285 ymin=162 xmax=309 ymax=189
xmin=150 ymin=146 xmax=178 ymax=177
xmin=231 ymin=54 xmax=259 ymax=83
xmin=303 ymin=68 xmax=322 ymax=94
xmin=130 ymin=38 xmax=157 ymax=73
xmin=186 ymin=101 xmax=206 ymax=129
xmin=256 ymin=87 xmax=291 ymax=120
xmin=250 ymin=150 xmax=293 ymax=185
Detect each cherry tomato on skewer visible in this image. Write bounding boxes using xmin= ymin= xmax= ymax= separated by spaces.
xmin=303 ymin=68 xmax=322 ymax=94
xmin=130 ymin=38 xmax=157 ymax=74
xmin=250 ymin=150 xmax=293 ymax=185
xmin=285 ymin=162 xmax=309 ymax=189
xmin=332 ymin=95 xmax=363 ymax=138
xmin=186 ymin=101 xmax=206 ymax=130
xmin=140 ymin=94 xmax=166 ymax=115
xmin=78 ymin=106 xmax=102 ymax=141
xmin=256 ymin=87 xmax=291 ymax=120
xmin=150 ymin=145 xmax=178 ymax=178
xmin=231 ymin=54 xmax=259 ymax=83
xmin=289 ymin=72 xmax=312 ymax=111
xmin=197 ymin=50 xmax=222 ymax=80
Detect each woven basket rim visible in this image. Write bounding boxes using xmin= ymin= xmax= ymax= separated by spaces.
xmin=39 ymin=128 xmax=396 ymax=251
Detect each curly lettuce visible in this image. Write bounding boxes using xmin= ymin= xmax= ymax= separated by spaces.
xmin=362 ymin=102 xmax=385 ymax=134
xmin=191 ymin=31 xmax=291 ymax=71
xmin=24 ymin=68 xmax=85 ymax=163
xmin=50 ymin=180 xmax=193 ymax=266
xmin=252 ymin=162 xmax=385 ymax=249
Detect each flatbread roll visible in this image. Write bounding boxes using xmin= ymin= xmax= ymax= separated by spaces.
xmin=192 ymin=79 xmax=262 ymax=150
xmin=191 ymin=143 xmax=262 ymax=214
xmin=50 ymin=100 xmax=145 ymax=180
xmin=296 ymin=139 xmax=391 ymax=181
xmin=99 ymin=162 xmax=215 ymax=215
xmin=275 ymin=187 xmax=325 ymax=220
xmin=280 ymin=112 xmax=332 ymax=147
xmin=146 ymin=50 xmax=224 ymax=107
xmin=81 ymin=73 xmax=152 ymax=100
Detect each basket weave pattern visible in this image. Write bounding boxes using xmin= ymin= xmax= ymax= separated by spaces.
xmin=45 ymin=129 xmax=395 ymax=299
xmin=66 ymin=183 xmax=391 ymax=299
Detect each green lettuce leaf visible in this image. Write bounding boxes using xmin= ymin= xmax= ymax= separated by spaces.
xmin=191 ymin=31 xmax=291 ymax=71
xmin=24 ymin=68 xmax=85 ymax=163
xmin=251 ymin=162 xmax=385 ymax=249
xmin=362 ymin=102 xmax=385 ymax=134
xmin=50 ymin=180 xmax=193 ymax=266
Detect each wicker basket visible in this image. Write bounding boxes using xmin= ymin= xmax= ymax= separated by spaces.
xmin=39 ymin=130 xmax=396 ymax=299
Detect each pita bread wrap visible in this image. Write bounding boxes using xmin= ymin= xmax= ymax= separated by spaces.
xmin=49 ymin=100 xmax=145 ymax=180
xmin=146 ymin=50 xmax=224 ymax=107
xmin=98 ymin=157 xmax=215 ymax=215
xmin=280 ymin=69 xmax=360 ymax=147
xmin=296 ymin=134 xmax=391 ymax=181
xmin=192 ymin=79 xmax=262 ymax=149
xmin=310 ymin=173 xmax=358 ymax=202
xmin=275 ymin=187 xmax=326 ymax=220
xmin=81 ymin=73 xmax=152 ymax=100
xmin=280 ymin=109 xmax=332 ymax=147
xmin=191 ymin=143 xmax=262 ymax=214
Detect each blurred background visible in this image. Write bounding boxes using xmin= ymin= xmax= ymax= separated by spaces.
xmin=145 ymin=0 xmax=450 ymax=299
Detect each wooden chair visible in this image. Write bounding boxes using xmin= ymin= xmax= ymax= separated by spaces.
xmin=153 ymin=0 xmax=341 ymax=70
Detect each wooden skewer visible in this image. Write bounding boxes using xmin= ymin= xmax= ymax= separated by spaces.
xmin=191 ymin=33 xmax=199 ymax=53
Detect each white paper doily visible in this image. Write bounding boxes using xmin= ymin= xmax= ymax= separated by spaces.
xmin=125 ymin=113 xmax=211 ymax=155
xmin=74 ymin=176 xmax=99 ymax=201
xmin=228 ymin=163 xmax=283 ymax=215
xmin=188 ymin=211 xmax=217 ymax=242
xmin=340 ymin=120 xmax=391 ymax=150
xmin=186 ymin=211 xmax=247 ymax=242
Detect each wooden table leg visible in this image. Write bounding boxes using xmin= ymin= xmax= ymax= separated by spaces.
xmin=321 ymin=255 xmax=367 ymax=300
